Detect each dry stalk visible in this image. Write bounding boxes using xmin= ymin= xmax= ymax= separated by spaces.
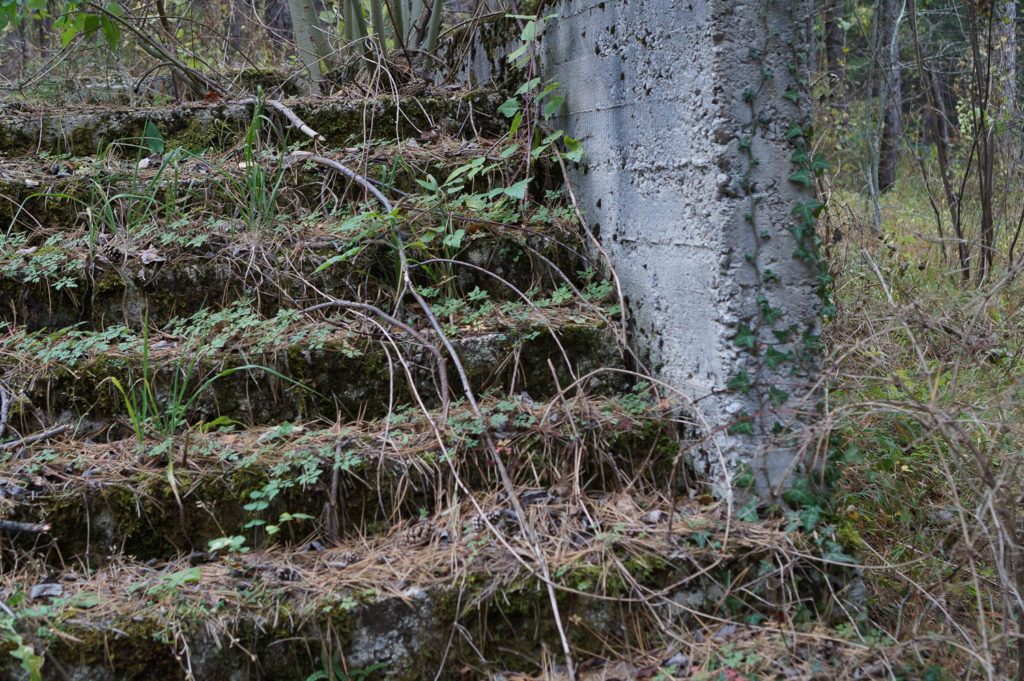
xmin=0 ymin=424 xmax=71 ymax=451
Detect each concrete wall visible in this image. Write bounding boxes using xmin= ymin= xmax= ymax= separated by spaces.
xmin=460 ymin=0 xmax=821 ymax=500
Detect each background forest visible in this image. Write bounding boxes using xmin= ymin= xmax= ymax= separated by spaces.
xmin=0 ymin=0 xmax=1022 ymax=680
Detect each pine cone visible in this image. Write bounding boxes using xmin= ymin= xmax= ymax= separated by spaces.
xmin=398 ymin=79 xmax=428 ymax=97
xmin=402 ymin=519 xmax=435 ymax=547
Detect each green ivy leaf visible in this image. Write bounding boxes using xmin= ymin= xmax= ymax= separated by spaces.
xmin=727 ymin=371 xmax=751 ymax=393
xmin=803 ymin=332 xmax=824 ymax=353
xmin=769 ymin=386 xmax=790 ymax=405
xmin=788 ymin=168 xmax=813 ymax=187
xmin=734 ymin=324 xmax=757 ymax=350
xmin=810 ymin=153 xmax=830 ymax=172
xmin=728 ymin=415 xmax=754 ymax=435
xmin=772 ymin=325 xmax=794 ymax=343
xmin=791 ymin=199 xmax=824 ymax=224
xmin=785 ymin=122 xmax=804 ymax=140
xmin=783 ymin=87 xmax=800 ymax=104
xmin=734 ymin=468 xmax=755 ymax=488
xmin=764 ymin=345 xmax=794 ymax=369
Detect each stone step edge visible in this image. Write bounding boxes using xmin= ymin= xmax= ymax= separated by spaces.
xmin=0 ymin=493 xmax=855 ymax=680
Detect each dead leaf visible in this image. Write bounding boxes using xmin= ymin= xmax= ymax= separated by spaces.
xmin=137 ymin=246 xmax=165 ymax=264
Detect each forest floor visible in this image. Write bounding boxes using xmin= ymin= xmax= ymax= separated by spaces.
xmin=0 ymin=63 xmax=1016 ymax=681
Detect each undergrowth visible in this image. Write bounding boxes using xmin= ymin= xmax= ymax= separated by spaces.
xmin=821 ymin=175 xmax=1024 ymax=679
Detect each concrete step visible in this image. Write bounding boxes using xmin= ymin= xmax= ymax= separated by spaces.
xmin=0 ymin=134 xmax=537 ymax=232
xmin=0 ymin=90 xmax=504 ymax=158
xmin=3 ymin=302 xmax=626 ymax=434
xmin=0 ymin=394 xmax=674 ymax=564
xmin=1 ymin=208 xmax=597 ymax=333
xmin=0 ymin=490 xmax=855 ymax=681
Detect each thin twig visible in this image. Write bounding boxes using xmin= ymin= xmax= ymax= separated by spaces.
xmin=0 ymin=519 xmax=51 ymax=534
xmin=240 ymin=97 xmax=326 ymax=143
xmin=0 ymin=382 xmax=10 ymax=440
xmin=0 ymin=424 xmax=71 ymax=451
xmin=288 ymin=152 xmax=394 ymax=210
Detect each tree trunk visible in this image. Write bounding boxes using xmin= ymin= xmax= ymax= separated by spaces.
xmin=227 ymin=0 xmax=251 ymax=59
xmin=964 ymin=0 xmax=997 ymax=281
xmin=876 ymin=0 xmax=903 ymax=194
xmin=823 ymin=0 xmax=846 ymax=105
xmin=265 ymin=0 xmax=294 ymax=45
xmin=0 ymin=22 xmax=27 ymax=81
xmin=994 ymin=0 xmax=1016 ymax=133
xmin=287 ymin=0 xmax=326 ymax=94
xmin=993 ymin=0 xmax=1017 ymax=206
xmin=908 ymin=0 xmax=968 ymax=279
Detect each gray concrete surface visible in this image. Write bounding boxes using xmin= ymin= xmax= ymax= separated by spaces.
xmin=458 ymin=0 xmax=822 ymax=500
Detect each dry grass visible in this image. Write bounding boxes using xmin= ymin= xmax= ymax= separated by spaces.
xmin=818 ymin=181 xmax=1024 ymax=680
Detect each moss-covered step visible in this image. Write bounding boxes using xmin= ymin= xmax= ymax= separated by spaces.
xmin=0 ymin=90 xmax=505 ymax=157
xmin=0 ymin=199 xmax=598 ymax=332
xmin=2 ymin=302 xmax=626 ymax=433
xmin=0 ymin=133 xmax=540 ymax=232
xmin=0 ymin=394 xmax=679 ymax=563
xmin=0 ymin=491 xmax=858 ymax=681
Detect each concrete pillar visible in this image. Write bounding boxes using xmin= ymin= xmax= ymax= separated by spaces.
xmin=463 ymin=0 xmax=823 ymax=501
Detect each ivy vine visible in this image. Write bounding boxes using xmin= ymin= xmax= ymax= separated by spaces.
xmin=726 ymin=0 xmax=832 ymax=445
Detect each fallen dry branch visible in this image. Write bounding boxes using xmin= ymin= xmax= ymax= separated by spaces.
xmin=0 ymin=424 xmax=71 ymax=451
xmin=240 ymin=97 xmax=326 ymax=143
xmin=0 ymin=518 xmax=51 ymax=534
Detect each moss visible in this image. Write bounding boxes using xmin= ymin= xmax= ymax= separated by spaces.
xmin=47 ymin=618 xmax=184 ymax=677
xmin=163 ymin=114 xmax=232 ymax=151
xmin=93 ymin=269 xmax=126 ymax=296
xmin=68 ymin=117 xmax=105 ymax=155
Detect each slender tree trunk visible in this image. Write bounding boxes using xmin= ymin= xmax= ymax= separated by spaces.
xmin=876 ymin=0 xmax=903 ymax=194
xmin=823 ymin=0 xmax=846 ymax=106
xmin=288 ymin=0 xmax=326 ymax=94
xmin=0 ymin=23 xmax=27 ymax=80
xmin=994 ymin=0 xmax=1016 ymax=140
xmin=227 ymin=0 xmax=250 ymax=58
xmin=908 ymin=0 xmax=968 ymax=279
xmin=966 ymin=0 xmax=996 ymax=282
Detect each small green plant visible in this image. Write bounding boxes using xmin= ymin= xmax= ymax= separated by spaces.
xmin=103 ymin=313 xmax=323 ymax=444
xmin=128 ymin=567 xmax=202 ymax=597
xmin=304 ymin=651 xmax=386 ymax=681
xmin=208 ymin=535 xmax=248 ymax=554
xmin=212 ymin=92 xmax=288 ymax=231
xmin=0 ymin=599 xmax=44 ymax=681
